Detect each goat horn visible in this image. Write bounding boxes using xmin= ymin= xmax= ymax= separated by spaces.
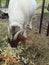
xmin=14 ymin=30 xmax=24 ymax=40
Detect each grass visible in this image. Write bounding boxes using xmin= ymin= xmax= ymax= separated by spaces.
xmin=36 ymin=0 xmax=42 ymax=4
xmin=1 ymin=0 xmax=49 ymax=4
xmin=36 ymin=0 xmax=49 ymax=4
xmin=1 ymin=0 xmax=49 ymax=8
xmin=1 ymin=0 xmax=6 ymax=7
xmin=36 ymin=0 xmax=49 ymax=16
xmin=44 ymin=11 xmax=49 ymax=16
xmin=0 ymin=18 xmax=49 ymax=65
xmin=0 ymin=20 xmax=8 ymax=41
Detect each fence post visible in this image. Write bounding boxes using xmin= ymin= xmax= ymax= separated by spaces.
xmin=39 ymin=0 xmax=45 ymax=33
xmin=46 ymin=22 xmax=49 ymax=36
xmin=5 ymin=0 xmax=9 ymax=8
xmin=0 ymin=0 xmax=1 ymax=8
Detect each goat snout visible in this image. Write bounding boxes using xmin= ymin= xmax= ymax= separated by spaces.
xmin=8 ymin=26 xmax=26 ymax=47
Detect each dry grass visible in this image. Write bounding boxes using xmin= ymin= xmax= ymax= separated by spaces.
xmin=0 ymin=13 xmax=49 ymax=65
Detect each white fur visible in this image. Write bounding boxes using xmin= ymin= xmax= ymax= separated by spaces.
xmin=8 ymin=0 xmax=37 ymax=39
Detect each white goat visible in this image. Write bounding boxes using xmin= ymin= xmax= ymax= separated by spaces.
xmin=8 ymin=0 xmax=38 ymax=45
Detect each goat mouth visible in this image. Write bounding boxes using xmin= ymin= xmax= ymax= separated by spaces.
xmin=8 ymin=38 xmax=19 ymax=47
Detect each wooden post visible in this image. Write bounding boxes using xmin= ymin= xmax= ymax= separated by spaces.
xmin=39 ymin=0 xmax=45 ymax=33
xmin=46 ymin=22 xmax=49 ymax=36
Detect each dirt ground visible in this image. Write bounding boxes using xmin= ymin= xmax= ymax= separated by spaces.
xmin=0 ymin=13 xmax=49 ymax=65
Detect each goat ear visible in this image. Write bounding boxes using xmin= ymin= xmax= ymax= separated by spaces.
xmin=18 ymin=33 xmax=27 ymax=43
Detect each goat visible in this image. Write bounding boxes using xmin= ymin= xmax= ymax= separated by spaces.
xmin=8 ymin=0 xmax=38 ymax=47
